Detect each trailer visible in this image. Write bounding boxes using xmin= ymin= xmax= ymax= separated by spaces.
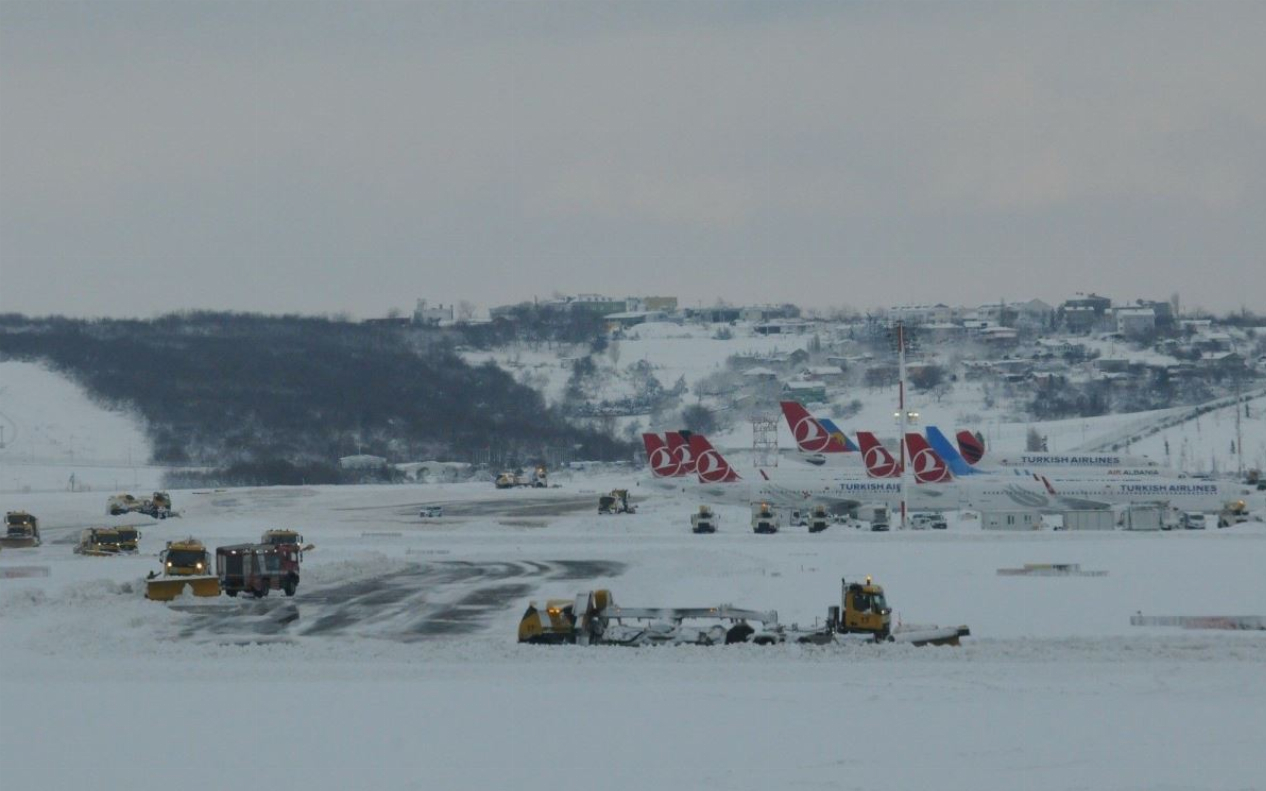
xmin=1062 ymin=510 xmax=1115 ymax=531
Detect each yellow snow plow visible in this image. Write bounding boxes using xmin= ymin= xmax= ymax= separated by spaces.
xmin=1 ymin=511 xmax=42 ymax=548
xmin=145 ymin=537 xmax=220 ymax=600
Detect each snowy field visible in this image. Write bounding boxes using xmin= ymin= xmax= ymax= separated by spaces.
xmin=2 ymin=478 xmax=1265 ymax=791
xmin=3 ymin=355 xmax=1266 ymax=790
xmin=0 ymin=361 xmax=166 ymax=493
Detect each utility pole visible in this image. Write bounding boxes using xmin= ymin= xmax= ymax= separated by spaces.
xmin=892 ymin=321 xmax=912 ymax=530
xmin=1234 ymin=368 xmax=1244 ymax=479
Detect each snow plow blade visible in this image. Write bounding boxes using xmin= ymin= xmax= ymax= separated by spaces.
xmin=891 ymin=625 xmax=971 ymax=647
xmin=0 ymin=536 xmax=39 ymax=549
xmin=145 ymin=575 xmax=222 ymax=601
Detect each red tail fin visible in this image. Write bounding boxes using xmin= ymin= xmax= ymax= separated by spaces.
xmin=688 ymin=435 xmax=741 ymax=483
xmin=905 ymin=433 xmax=952 ymax=483
xmin=642 ymin=433 xmax=680 ymax=478
xmin=956 ymin=430 xmax=985 ymax=465
xmin=779 ymin=401 xmax=848 ymax=453
xmin=855 ymin=432 xmax=901 ymax=478
xmin=666 ymin=431 xmax=696 ymax=475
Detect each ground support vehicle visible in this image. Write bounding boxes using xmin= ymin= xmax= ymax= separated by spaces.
xmin=260 ymin=529 xmax=312 ymax=553
xmin=495 ymin=466 xmax=549 ymax=489
xmin=690 ymin=505 xmax=717 ymax=534
xmin=808 ymin=506 xmax=830 ymax=533
xmin=75 ymin=526 xmax=142 ymax=555
xmin=1218 ymin=500 xmax=1250 ymax=528
xmin=1 ymin=511 xmax=41 ymax=548
xmin=419 ymin=506 xmax=444 ymax=518
xmin=1183 ymin=511 xmax=1207 ymax=530
xmin=146 ymin=538 xmax=220 ymax=600
xmin=910 ymin=513 xmax=948 ymax=531
xmin=599 ymin=489 xmax=636 ymax=514
xmin=751 ymin=502 xmax=780 ymax=534
xmin=216 ymin=543 xmax=301 ymax=597
xmin=108 ymin=491 xmax=174 ymax=519
xmin=518 ymin=589 xmax=784 ymax=646
xmin=519 ymin=577 xmax=971 ymax=648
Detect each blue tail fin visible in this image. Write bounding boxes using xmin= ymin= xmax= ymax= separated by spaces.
xmin=818 ymin=418 xmax=859 ymax=451
xmin=925 ymin=426 xmax=980 ymax=476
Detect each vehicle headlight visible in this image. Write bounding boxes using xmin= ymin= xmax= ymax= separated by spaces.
xmin=166 ymin=562 xmax=172 ymax=568
xmin=196 ymin=562 xmax=203 ymax=570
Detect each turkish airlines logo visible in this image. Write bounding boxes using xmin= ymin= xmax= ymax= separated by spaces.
xmin=673 ymin=445 xmax=695 ymax=473
xmin=912 ymin=448 xmax=950 ymax=482
xmin=864 ymin=446 xmax=899 ymax=478
xmin=793 ymin=416 xmax=829 ymax=452
xmin=649 ymin=447 xmax=678 ymax=477
xmin=697 ymin=450 xmax=731 ymax=483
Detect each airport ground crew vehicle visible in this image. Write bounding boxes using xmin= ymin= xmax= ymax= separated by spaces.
xmin=145 ymin=537 xmax=221 ymax=600
xmin=1 ymin=511 xmax=41 ymax=548
xmin=751 ymin=502 xmax=779 ymax=534
xmin=75 ymin=526 xmax=142 ymax=555
xmin=216 ymin=542 xmax=302 ymax=597
xmin=598 ymin=489 xmax=636 ymax=514
xmin=808 ymin=505 xmax=830 ymax=533
xmin=690 ymin=505 xmax=717 ymax=534
xmin=518 ymin=576 xmax=970 ymax=647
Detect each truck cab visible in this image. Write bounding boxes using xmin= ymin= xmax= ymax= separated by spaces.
xmin=829 ymin=577 xmax=892 ymax=640
xmin=160 ymin=539 xmax=211 ymax=576
xmin=751 ymin=502 xmax=780 ymax=534
xmin=1 ymin=511 xmax=42 ymax=548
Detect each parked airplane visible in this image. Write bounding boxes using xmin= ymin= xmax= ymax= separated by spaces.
xmin=954 ymin=430 xmax=1159 ymax=470
xmin=779 ymin=401 xmax=856 ymax=455
xmin=918 ymin=433 xmax=1259 ymax=514
xmin=928 ymin=426 xmax=1169 ymax=477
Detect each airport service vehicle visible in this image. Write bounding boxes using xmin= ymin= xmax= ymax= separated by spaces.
xmin=107 ymin=491 xmax=173 ymax=519
xmin=1219 ymin=501 xmax=1251 ymax=528
xmin=75 ymin=526 xmax=141 ymax=555
xmin=690 ymin=505 xmax=717 ymax=534
xmin=495 ymin=467 xmax=549 ymax=489
xmin=419 ymin=506 xmax=444 ymax=518
xmin=808 ymin=505 xmax=830 ymax=533
xmin=910 ymin=513 xmax=947 ymax=530
xmin=1 ymin=511 xmax=41 ymax=548
xmin=216 ymin=542 xmax=302 ymax=597
xmin=598 ymin=489 xmax=636 ymax=514
xmin=517 ymin=577 xmax=969 ymax=647
xmin=145 ymin=538 xmax=221 ymax=600
xmin=751 ymin=501 xmax=780 ymax=534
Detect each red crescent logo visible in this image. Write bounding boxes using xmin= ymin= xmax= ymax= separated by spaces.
xmin=864 ymin=446 xmax=898 ymax=478
xmin=674 ymin=445 xmax=694 ymax=472
xmin=697 ymin=450 xmax=728 ymax=482
xmin=793 ymin=416 xmax=828 ymax=452
xmin=912 ymin=448 xmax=949 ymax=482
xmin=649 ymin=447 xmax=678 ymax=476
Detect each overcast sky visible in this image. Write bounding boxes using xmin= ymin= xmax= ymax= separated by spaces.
xmin=2 ymin=1 xmax=1263 ymax=318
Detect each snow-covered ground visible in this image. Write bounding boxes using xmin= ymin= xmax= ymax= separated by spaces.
xmin=2 ymin=478 xmax=1264 ymax=790
xmin=0 ymin=360 xmax=165 ymax=492
xmin=4 ymin=350 xmax=1266 ymax=790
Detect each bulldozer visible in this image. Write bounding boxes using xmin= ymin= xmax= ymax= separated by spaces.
xmin=751 ymin=502 xmax=780 ymax=534
xmin=598 ymin=489 xmax=636 ymax=514
xmin=690 ymin=505 xmax=717 ymax=534
xmin=145 ymin=537 xmax=221 ymax=600
xmin=75 ymin=526 xmax=142 ymax=555
xmin=1 ymin=511 xmax=41 ymax=548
